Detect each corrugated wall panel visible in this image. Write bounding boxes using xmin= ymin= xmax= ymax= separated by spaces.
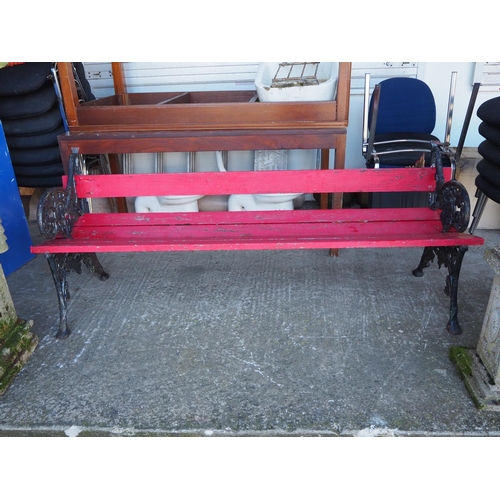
xmin=473 ymin=62 xmax=500 ymax=91
xmin=84 ymin=62 xmax=259 ymax=97
xmin=350 ymin=62 xmax=418 ymax=93
xmin=83 ymin=62 xmax=419 ymax=98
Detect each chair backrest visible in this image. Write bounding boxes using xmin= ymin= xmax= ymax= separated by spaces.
xmin=368 ymin=77 xmax=436 ymax=135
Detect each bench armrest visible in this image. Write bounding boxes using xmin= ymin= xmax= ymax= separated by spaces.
xmin=37 ymin=151 xmax=84 ymax=240
xmin=430 ymin=144 xmax=470 ymax=233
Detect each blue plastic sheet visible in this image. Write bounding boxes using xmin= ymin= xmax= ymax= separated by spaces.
xmin=0 ymin=121 xmax=35 ymax=276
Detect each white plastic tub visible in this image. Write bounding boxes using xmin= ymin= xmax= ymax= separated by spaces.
xmin=255 ymin=62 xmax=338 ymax=102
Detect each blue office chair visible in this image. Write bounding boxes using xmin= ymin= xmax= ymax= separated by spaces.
xmin=361 ymin=74 xmax=457 ymax=207
xmin=363 ymin=75 xmax=457 ymax=170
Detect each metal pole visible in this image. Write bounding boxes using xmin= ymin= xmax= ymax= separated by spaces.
xmin=455 ymin=82 xmax=481 ymax=163
xmin=362 ymin=73 xmax=370 ymax=150
xmin=365 ymin=84 xmax=381 ymax=165
xmin=444 ymin=72 xmax=458 ymax=146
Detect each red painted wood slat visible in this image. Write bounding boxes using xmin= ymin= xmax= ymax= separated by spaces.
xmin=73 ymin=208 xmax=443 ymax=227
xmin=74 ymin=167 xmax=452 ymax=198
xmin=31 ymin=218 xmax=484 ymax=254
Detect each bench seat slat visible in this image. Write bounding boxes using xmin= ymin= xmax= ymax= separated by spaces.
xmin=73 ymin=208 xmax=443 ymax=227
xmin=74 ymin=167 xmax=451 ymax=198
xmin=32 ymin=218 xmax=484 ymax=253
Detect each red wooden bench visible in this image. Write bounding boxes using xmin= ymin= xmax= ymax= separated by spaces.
xmin=32 ymin=148 xmax=484 ymax=339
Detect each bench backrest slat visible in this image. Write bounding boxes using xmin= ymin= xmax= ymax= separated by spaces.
xmin=74 ymin=167 xmax=451 ymax=199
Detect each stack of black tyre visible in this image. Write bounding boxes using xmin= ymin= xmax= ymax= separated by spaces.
xmin=0 ymin=62 xmax=65 ymax=187
xmin=0 ymin=62 xmax=94 ymax=188
xmin=476 ymin=96 xmax=500 ymax=207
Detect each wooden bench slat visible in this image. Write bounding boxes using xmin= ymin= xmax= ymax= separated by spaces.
xmin=73 ymin=208 xmax=443 ymax=228
xmin=74 ymin=168 xmax=452 ymax=198
xmin=32 ymin=219 xmax=484 ymax=254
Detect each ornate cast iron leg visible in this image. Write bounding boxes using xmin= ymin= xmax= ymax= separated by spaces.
xmin=46 ymin=252 xmax=109 ymax=339
xmin=47 ymin=254 xmax=71 ymax=339
xmin=443 ymin=246 xmax=467 ymax=335
xmin=37 ymin=151 xmax=110 ymax=338
xmin=412 ymin=145 xmax=473 ymax=335
xmin=412 ymin=246 xmax=468 ymax=335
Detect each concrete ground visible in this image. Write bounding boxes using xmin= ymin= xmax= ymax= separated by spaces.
xmin=2 ymin=221 xmax=500 ymax=437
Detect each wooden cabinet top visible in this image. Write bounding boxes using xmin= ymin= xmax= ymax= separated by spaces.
xmin=58 ymin=62 xmax=352 ymax=133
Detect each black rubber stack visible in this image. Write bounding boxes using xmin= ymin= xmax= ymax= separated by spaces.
xmin=476 ymin=96 xmax=500 ymax=204
xmin=0 ymin=63 xmax=67 ymax=187
xmin=468 ymin=95 xmax=500 ymax=232
xmin=0 ymin=63 xmax=95 ymax=188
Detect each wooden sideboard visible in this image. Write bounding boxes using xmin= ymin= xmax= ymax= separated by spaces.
xmin=57 ymin=62 xmax=352 ymax=212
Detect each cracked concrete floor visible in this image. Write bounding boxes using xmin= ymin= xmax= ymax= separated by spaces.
xmin=2 ymin=222 xmax=500 ymax=437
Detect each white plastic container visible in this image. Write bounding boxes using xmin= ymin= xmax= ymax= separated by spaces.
xmin=255 ymin=62 xmax=338 ymax=102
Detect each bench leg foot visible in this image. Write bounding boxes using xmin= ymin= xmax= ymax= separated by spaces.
xmin=412 ymin=247 xmax=435 ymax=277
xmin=80 ymin=253 xmax=110 ymax=282
xmin=412 ymin=246 xmax=468 ymax=335
xmin=46 ymin=252 xmax=109 ymax=338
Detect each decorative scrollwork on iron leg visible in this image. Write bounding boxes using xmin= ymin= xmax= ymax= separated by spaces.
xmin=412 ymin=246 xmax=468 ymax=335
xmin=429 ymin=142 xmax=471 ymax=233
xmin=436 ymin=180 xmax=471 ymax=233
xmin=37 ymin=150 xmax=84 ymax=239
xmin=37 ymin=187 xmax=83 ymax=239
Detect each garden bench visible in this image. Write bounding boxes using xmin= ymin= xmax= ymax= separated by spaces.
xmin=32 ymin=147 xmax=484 ymax=339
